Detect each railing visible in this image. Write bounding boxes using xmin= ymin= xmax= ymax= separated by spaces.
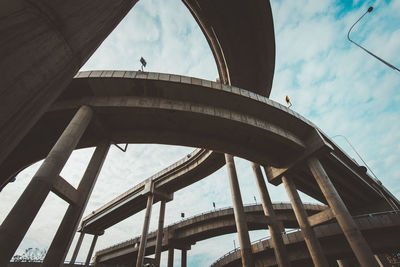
xmin=9 ymin=260 xmax=112 ymax=266
xmin=210 ymin=229 xmax=301 ymax=266
xmin=96 ymin=202 xmax=324 ymax=254
xmin=209 ymin=210 xmax=400 ymax=266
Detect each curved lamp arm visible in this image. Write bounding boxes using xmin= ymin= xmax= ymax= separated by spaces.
xmin=348 ymin=6 xmax=400 ymax=73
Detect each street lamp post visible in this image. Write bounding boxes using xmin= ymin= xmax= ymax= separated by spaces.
xmin=347 ymin=6 xmax=400 ymax=73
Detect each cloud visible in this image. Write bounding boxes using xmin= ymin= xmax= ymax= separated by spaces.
xmin=1 ymin=0 xmax=399 ymax=266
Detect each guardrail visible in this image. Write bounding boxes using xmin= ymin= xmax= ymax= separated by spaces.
xmin=9 ymin=260 xmax=112 ymax=266
xmin=209 ymin=210 xmax=400 ymax=266
xmin=96 ymin=202 xmax=322 ymax=255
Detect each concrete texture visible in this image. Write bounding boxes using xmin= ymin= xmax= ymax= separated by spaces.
xmin=94 ymin=203 xmax=325 ymax=264
xmin=0 ymin=106 xmax=93 ymax=266
xmin=225 ymin=154 xmax=255 ymax=267
xmin=282 ymin=176 xmax=329 ymax=267
xmin=2 ymin=72 xmax=395 ymax=224
xmin=42 ymin=141 xmax=110 ymax=267
xmin=182 ymin=0 xmax=275 ymax=96
xmin=0 ymin=0 xmax=138 ymax=173
xmin=308 ymin=157 xmax=378 ymax=267
xmin=252 ymin=163 xmax=290 ymax=267
xmin=211 ymin=212 xmax=400 ymax=267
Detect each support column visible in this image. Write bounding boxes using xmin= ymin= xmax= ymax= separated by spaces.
xmin=155 ymin=200 xmax=166 ymax=267
xmin=225 ymin=154 xmax=255 ymax=267
xmin=282 ymin=176 xmax=329 ymax=267
xmin=251 ymin=163 xmax=291 ymax=267
xmin=69 ymin=232 xmax=85 ymax=265
xmin=167 ymin=248 xmax=174 ymax=267
xmin=307 ymin=157 xmax=379 ymax=267
xmin=85 ymin=234 xmax=98 ymax=266
xmin=0 ymin=105 xmax=93 ymax=266
xmin=337 ymin=259 xmax=351 ymax=267
xmin=42 ymin=141 xmax=110 ymax=267
xmin=136 ymin=193 xmax=154 ymax=267
xmin=181 ymin=249 xmax=187 ymax=267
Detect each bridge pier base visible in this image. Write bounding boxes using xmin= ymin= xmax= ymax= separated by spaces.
xmin=225 ymin=154 xmax=255 ymax=267
xmin=155 ymin=200 xmax=166 ymax=267
xmin=85 ymin=234 xmax=98 ymax=266
xmin=136 ymin=193 xmax=154 ymax=267
xmin=168 ymin=247 xmax=174 ymax=267
xmin=252 ymin=163 xmax=291 ymax=267
xmin=69 ymin=232 xmax=85 ymax=264
xmin=308 ymin=157 xmax=379 ymax=267
xmin=42 ymin=141 xmax=110 ymax=267
xmin=0 ymin=106 xmax=93 ymax=267
xmin=282 ymin=175 xmax=329 ymax=267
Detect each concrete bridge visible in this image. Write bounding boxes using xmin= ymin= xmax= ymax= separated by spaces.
xmin=1 ymin=0 xmax=399 ymax=267
xmin=93 ymin=203 xmax=326 ymax=265
xmin=211 ymin=212 xmax=400 ymax=267
xmin=1 ymin=71 xmax=399 ymax=267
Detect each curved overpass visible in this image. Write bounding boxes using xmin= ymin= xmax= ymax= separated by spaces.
xmin=93 ymin=203 xmax=327 ymax=264
xmin=1 ymin=0 xmax=276 ymax=190
xmin=211 ymin=212 xmax=400 ymax=267
xmin=182 ymin=0 xmax=275 ymax=96
xmin=1 ymin=71 xmax=397 ymax=223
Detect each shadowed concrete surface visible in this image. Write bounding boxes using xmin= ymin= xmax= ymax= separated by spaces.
xmin=93 ymin=203 xmax=326 ymax=265
xmin=182 ymin=0 xmax=275 ymax=96
xmin=0 ymin=0 xmax=139 ymax=170
xmin=1 ymin=0 xmax=399 ymax=266
xmin=1 ymin=72 xmax=397 ymax=215
xmin=211 ymin=212 xmax=400 ymax=267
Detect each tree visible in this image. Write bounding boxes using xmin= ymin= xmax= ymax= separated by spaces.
xmin=12 ymin=248 xmax=47 ymax=262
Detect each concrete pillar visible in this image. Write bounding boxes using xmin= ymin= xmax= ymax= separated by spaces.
xmin=337 ymin=259 xmax=351 ymax=267
xmin=0 ymin=1 xmax=139 ymax=178
xmin=225 ymin=154 xmax=255 ymax=267
xmin=167 ymin=248 xmax=174 ymax=267
xmin=181 ymin=249 xmax=187 ymax=267
xmin=136 ymin=193 xmax=154 ymax=267
xmin=85 ymin=234 xmax=98 ymax=266
xmin=282 ymin=176 xmax=329 ymax=267
xmin=374 ymin=254 xmax=392 ymax=267
xmin=42 ymin=141 xmax=110 ymax=267
xmin=0 ymin=106 xmax=93 ymax=266
xmin=307 ymin=157 xmax=379 ymax=267
xmin=251 ymin=163 xmax=291 ymax=267
xmin=69 ymin=232 xmax=85 ymax=265
xmin=155 ymin=200 xmax=166 ymax=267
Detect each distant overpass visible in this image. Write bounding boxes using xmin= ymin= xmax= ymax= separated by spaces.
xmin=211 ymin=212 xmax=400 ymax=267
xmin=93 ymin=203 xmax=327 ymax=265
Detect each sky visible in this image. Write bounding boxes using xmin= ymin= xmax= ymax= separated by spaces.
xmin=1 ymin=0 xmax=399 ymax=266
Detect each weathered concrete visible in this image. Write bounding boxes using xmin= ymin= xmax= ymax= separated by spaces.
xmin=252 ymin=163 xmax=290 ymax=267
xmin=155 ymin=201 xmax=166 ymax=267
xmin=42 ymin=141 xmax=110 ymax=267
xmin=168 ymin=248 xmax=174 ymax=267
xmin=182 ymin=0 xmax=275 ymax=96
xmin=70 ymin=232 xmax=85 ymax=264
xmin=181 ymin=249 xmax=187 ymax=267
xmin=308 ymin=157 xmax=379 ymax=267
xmin=308 ymin=208 xmax=335 ymax=227
xmin=282 ymin=176 xmax=329 ymax=267
xmin=225 ymin=154 xmax=255 ymax=267
xmin=85 ymin=234 xmax=98 ymax=266
xmin=94 ymin=203 xmax=325 ymax=264
xmin=2 ymin=72 xmax=396 ymax=220
xmin=136 ymin=193 xmax=154 ymax=267
xmin=0 ymin=105 xmax=93 ymax=266
xmin=0 ymin=0 xmax=138 ymax=172
xmin=211 ymin=212 xmax=400 ymax=267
